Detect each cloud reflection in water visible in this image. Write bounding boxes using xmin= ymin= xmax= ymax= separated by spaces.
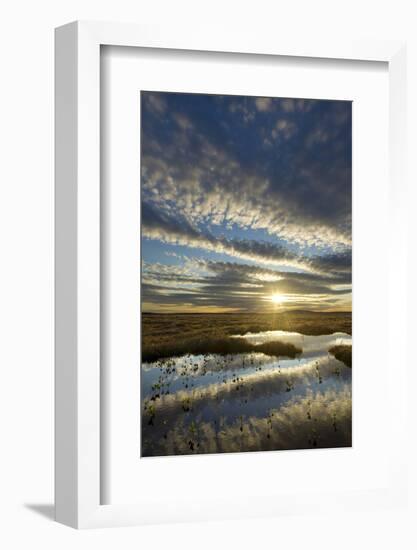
xmin=141 ymin=331 xmax=352 ymax=456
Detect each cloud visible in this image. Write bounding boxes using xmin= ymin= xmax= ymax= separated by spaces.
xmin=142 ymin=203 xmax=352 ymax=278
xmin=141 ymin=92 xmax=351 ymax=250
xmin=140 ymin=92 xmax=352 ymax=312
xmin=229 ymin=98 xmax=256 ymax=123
xmin=286 ymin=98 xmax=317 ymax=113
xmin=142 ymin=92 xmax=167 ymax=115
xmin=271 ymin=119 xmax=297 ymax=140
xmin=172 ymin=112 xmax=193 ymax=130
xmin=141 ymin=145 xmax=351 ymax=249
xmin=280 ymin=98 xmax=295 ymax=112
xmin=142 ymin=200 xmax=351 ymax=273
xmin=255 ymin=97 xmax=273 ymax=112
xmin=142 ymin=257 xmax=351 ymax=312
xmin=143 ymin=372 xmax=352 ymax=454
xmin=306 ymin=126 xmax=329 ymax=147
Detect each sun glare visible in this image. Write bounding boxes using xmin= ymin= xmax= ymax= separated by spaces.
xmin=271 ymin=293 xmax=286 ymax=305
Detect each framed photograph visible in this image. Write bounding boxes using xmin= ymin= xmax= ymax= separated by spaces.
xmin=138 ymin=90 xmax=354 ymax=458
xmin=55 ymin=21 xmax=407 ymax=528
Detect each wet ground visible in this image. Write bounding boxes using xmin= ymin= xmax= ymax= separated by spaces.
xmin=141 ymin=331 xmax=352 ymax=456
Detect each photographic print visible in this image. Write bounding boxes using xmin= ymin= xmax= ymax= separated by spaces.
xmin=141 ymin=92 xmax=352 ymax=457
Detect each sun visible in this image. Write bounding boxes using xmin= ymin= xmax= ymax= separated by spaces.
xmin=271 ymin=293 xmax=286 ymax=305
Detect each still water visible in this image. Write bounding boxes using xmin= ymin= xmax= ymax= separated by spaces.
xmin=141 ymin=331 xmax=352 ymax=457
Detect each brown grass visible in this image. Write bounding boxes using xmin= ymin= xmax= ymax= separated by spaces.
xmin=142 ymin=336 xmax=301 ymax=362
xmin=328 ymin=345 xmax=352 ymax=368
xmin=142 ymin=311 xmax=351 ymax=362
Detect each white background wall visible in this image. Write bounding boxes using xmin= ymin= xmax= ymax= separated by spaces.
xmin=0 ymin=1 xmax=416 ymax=548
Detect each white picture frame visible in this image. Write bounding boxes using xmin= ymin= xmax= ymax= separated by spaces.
xmin=55 ymin=20 xmax=407 ymax=529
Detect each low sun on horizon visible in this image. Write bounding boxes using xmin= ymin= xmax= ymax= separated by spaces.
xmin=270 ymin=293 xmax=287 ymax=305
xmin=141 ymin=91 xmax=351 ymax=315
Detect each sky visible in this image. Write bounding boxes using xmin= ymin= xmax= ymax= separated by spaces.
xmin=141 ymin=92 xmax=352 ymax=314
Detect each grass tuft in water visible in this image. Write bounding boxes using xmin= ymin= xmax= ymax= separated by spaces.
xmin=143 ymin=336 xmax=301 ymax=362
xmin=328 ymin=345 xmax=352 ymax=368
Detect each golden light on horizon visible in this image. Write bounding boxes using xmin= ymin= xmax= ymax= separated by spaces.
xmin=270 ymin=293 xmax=287 ymax=305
